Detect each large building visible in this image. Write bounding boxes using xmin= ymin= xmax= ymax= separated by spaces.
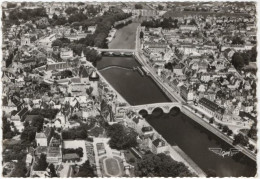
xmin=198 ymin=97 xmax=225 ymax=120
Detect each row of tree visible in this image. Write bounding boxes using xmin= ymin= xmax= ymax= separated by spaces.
xmin=8 ymin=8 xmax=48 ymax=24
xmin=141 ymin=17 xmax=179 ymax=29
xmin=62 ymin=125 xmax=88 ymax=140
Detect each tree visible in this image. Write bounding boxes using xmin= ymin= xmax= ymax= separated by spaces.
xmin=209 ymin=117 xmax=214 ymax=124
xmin=248 ymin=144 xmax=254 ymax=151
xmin=158 ymin=5 xmax=164 ymax=10
xmin=31 ymin=116 xmax=44 ymax=132
xmin=48 ymin=163 xmax=58 ymax=177
xmin=129 ymin=157 xmax=135 ymax=163
xmin=227 ymin=129 xmax=233 ymax=136
xmin=140 ymin=31 xmax=144 ymax=39
xmin=52 ymin=13 xmax=58 ymax=20
xmin=76 ymin=161 xmax=97 ymax=177
xmin=3 ymin=116 xmax=16 ymax=139
xmin=7 ymin=2 xmax=17 ymax=8
xmin=34 ymin=154 xmax=48 ymax=171
xmin=189 ymin=19 xmax=197 ymax=26
xmin=222 ymin=125 xmax=229 ymax=133
xmin=233 ymin=133 xmax=249 ymax=146
xmin=10 ymin=161 xmax=27 ymax=177
xmin=217 ymin=123 xmax=223 ymax=129
xmin=135 ymin=153 xmax=195 ymax=177
xmin=248 ymin=123 xmax=257 ymax=140
xmin=231 ymin=52 xmax=245 ymax=69
xmin=232 ymin=36 xmax=245 ymax=45
xmin=164 ymin=62 xmax=173 ymax=71
xmin=135 ymin=4 xmax=143 ymax=9
xmin=51 ymin=39 xmax=63 ymax=48
xmin=65 ymin=7 xmax=78 ymax=15
xmin=21 ymin=126 xmax=36 ymax=143
xmin=107 ymin=124 xmax=138 ymax=150
xmin=86 ymin=86 xmax=93 ymax=96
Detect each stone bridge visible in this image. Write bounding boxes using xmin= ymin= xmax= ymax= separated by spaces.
xmin=118 ymin=102 xmax=182 ymax=115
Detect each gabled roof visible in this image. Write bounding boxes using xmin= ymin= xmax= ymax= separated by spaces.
xmin=36 ymin=132 xmax=47 ymax=139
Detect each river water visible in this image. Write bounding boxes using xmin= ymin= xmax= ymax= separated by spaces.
xmin=97 ymin=56 xmax=170 ymax=105
xmin=97 ymin=22 xmax=257 ymax=177
xmin=108 ymin=23 xmax=139 ymax=49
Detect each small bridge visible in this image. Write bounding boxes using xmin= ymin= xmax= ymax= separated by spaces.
xmin=99 ymin=65 xmax=133 ymax=71
xmin=118 ymin=102 xmax=182 ymax=115
xmin=97 ymin=48 xmax=136 ymax=53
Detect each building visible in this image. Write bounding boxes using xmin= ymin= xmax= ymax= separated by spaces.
xmin=180 ymin=85 xmax=194 ymax=102
xmin=149 ymin=137 xmax=169 ymax=154
xmin=46 ymin=138 xmax=62 ymax=163
xmin=35 ymin=127 xmax=51 ymax=147
xmin=21 ymin=34 xmax=31 ymax=46
xmin=198 ymin=97 xmax=225 ymax=120
xmin=37 ymin=34 xmax=57 ymax=48
xmin=60 ymin=48 xmax=73 ymax=60
xmin=35 ymin=133 xmax=48 ymax=147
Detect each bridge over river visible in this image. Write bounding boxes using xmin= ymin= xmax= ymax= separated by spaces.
xmin=118 ymin=102 xmax=182 ymax=114
xmin=98 ymin=65 xmax=133 ymax=72
xmin=97 ymin=48 xmax=136 ymax=53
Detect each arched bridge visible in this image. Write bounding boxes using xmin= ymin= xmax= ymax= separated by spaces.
xmin=118 ymin=102 xmax=182 ymax=115
xmin=99 ymin=65 xmax=133 ymax=71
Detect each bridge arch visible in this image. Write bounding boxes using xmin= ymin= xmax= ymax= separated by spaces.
xmin=150 ymin=107 xmax=164 ymax=116
xmin=169 ymin=106 xmax=181 ymax=116
xmin=139 ymin=109 xmax=148 ymax=117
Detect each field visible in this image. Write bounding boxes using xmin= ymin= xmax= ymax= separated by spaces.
xmin=105 ymin=158 xmax=121 ymax=176
xmin=100 ymin=156 xmax=124 ymax=177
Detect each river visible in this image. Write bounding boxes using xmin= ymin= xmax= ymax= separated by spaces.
xmin=97 ymin=22 xmax=257 ymax=177
xmin=108 ymin=23 xmax=139 ymax=49
xmin=97 ymin=56 xmax=170 ymax=105
xmin=145 ymin=109 xmax=256 ymax=177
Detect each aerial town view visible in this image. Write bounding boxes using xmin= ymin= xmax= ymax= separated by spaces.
xmin=1 ymin=1 xmax=257 ymax=178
